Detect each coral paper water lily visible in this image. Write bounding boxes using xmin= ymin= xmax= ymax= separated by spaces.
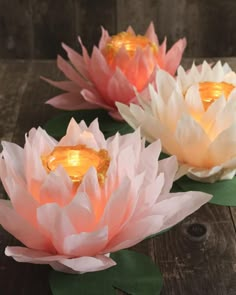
xmin=117 ymin=61 xmax=236 ymax=183
xmin=44 ymin=23 xmax=186 ymax=119
xmin=0 ymin=119 xmax=211 ymax=273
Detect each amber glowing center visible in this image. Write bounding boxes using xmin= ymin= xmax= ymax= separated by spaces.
xmin=41 ymin=145 xmax=110 ymax=185
xmin=104 ymin=32 xmax=158 ymax=64
xmin=199 ymin=82 xmax=235 ymax=109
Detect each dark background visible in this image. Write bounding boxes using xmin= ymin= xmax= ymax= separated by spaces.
xmin=0 ymin=0 xmax=236 ymax=59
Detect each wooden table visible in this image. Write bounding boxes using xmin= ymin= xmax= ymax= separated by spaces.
xmin=1 ymin=58 xmax=236 ymax=295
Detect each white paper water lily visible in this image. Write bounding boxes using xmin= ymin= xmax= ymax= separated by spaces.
xmin=117 ymin=61 xmax=236 ymax=183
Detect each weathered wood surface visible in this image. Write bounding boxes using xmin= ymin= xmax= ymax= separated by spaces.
xmin=0 ymin=0 xmax=236 ymax=58
xmin=0 ymin=58 xmax=236 ymax=295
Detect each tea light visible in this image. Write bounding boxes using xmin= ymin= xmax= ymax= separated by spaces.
xmin=199 ymin=82 xmax=234 ymax=109
xmin=41 ymin=145 xmax=110 ymax=186
xmin=104 ymin=32 xmax=158 ymax=65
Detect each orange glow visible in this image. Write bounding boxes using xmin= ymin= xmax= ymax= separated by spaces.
xmin=103 ymin=32 xmax=158 ymax=65
xmin=199 ymin=82 xmax=235 ymax=109
xmin=41 ymin=145 xmax=110 ymax=187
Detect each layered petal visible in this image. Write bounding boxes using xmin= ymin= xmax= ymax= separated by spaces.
xmin=0 ymin=118 xmax=210 ymax=274
xmin=118 ymin=61 xmax=236 ymax=182
xmin=44 ymin=23 xmax=186 ymax=119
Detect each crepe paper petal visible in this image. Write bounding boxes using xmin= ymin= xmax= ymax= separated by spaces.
xmin=46 ymin=93 xmax=98 ymax=111
xmin=0 ymin=200 xmax=53 ymax=251
xmin=49 ymin=250 xmax=163 ymax=295
xmin=164 ymin=38 xmax=187 ymax=76
xmin=44 ymin=109 xmax=134 ymax=140
xmin=0 ymin=118 xmax=211 ymax=274
xmin=44 ymin=23 xmax=186 ymax=119
xmin=176 ymin=176 xmax=236 ymax=206
xmin=5 ymin=247 xmax=114 ymax=274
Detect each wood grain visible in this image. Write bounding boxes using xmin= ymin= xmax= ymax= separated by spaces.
xmin=32 ymin=0 xmax=76 ymax=58
xmin=116 ymin=0 xmax=236 ymax=58
xmin=0 ymin=59 xmax=236 ymax=295
xmin=0 ymin=0 xmax=33 ymax=58
xmin=11 ymin=60 xmax=62 ymax=145
xmin=0 ymin=61 xmax=32 ymax=142
xmin=1 ymin=0 xmax=235 ymax=58
xmin=0 ymin=61 xmax=65 ymax=295
xmin=154 ymin=204 xmax=236 ymax=295
xmin=75 ymin=0 xmax=117 ymax=53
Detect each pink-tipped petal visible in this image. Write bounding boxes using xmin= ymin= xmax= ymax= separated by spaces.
xmin=98 ymin=27 xmax=111 ymax=50
xmin=1 ymin=141 xmax=25 ymax=181
xmin=81 ymin=89 xmax=114 ymax=110
xmin=57 ymin=55 xmax=91 ymax=90
xmin=78 ymin=37 xmax=90 ymax=66
xmin=78 ymin=168 xmax=103 ymax=218
xmin=39 ymin=166 xmax=73 ymax=206
xmin=64 ymin=193 xmax=95 ymax=233
xmin=42 ymin=77 xmax=82 ymax=94
xmin=1 ymin=175 xmax=38 ymax=226
xmin=106 ymin=215 xmax=164 ymax=252
xmin=145 ymin=22 xmax=159 ymax=44
xmin=165 ymin=38 xmax=187 ymax=75
xmin=59 ymin=254 xmax=116 ymax=273
xmin=63 ymin=227 xmax=108 ymax=257
xmin=126 ymin=25 xmax=136 ymax=35
xmin=152 ymin=191 xmax=212 ymax=231
xmin=46 ymin=92 xmax=97 ymax=110
xmin=88 ymin=119 xmax=107 ymax=149
xmin=62 ymin=43 xmax=90 ymax=80
xmin=0 ymin=200 xmax=52 ymax=251
xmin=158 ymin=156 xmax=178 ymax=195
xmin=89 ymin=47 xmax=111 ymax=90
xmin=107 ymin=68 xmax=135 ymax=103
xmin=37 ymin=203 xmax=76 ymax=253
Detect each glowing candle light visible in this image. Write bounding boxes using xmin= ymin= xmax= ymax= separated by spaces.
xmin=103 ymin=32 xmax=158 ymax=65
xmin=199 ymin=82 xmax=235 ymax=109
xmin=41 ymin=145 xmax=110 ymax=186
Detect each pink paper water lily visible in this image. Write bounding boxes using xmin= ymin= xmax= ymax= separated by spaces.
xmin=0 ymin=119 xmax=210 ymax=273
xmin=44 ymin=23 xmax=186 ymax=119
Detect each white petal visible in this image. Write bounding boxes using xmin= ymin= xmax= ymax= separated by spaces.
xmin=156 ymin=70 xmax=176 ymax=100
xmin=185 ymin=84 xmax=204 ymax=115
xmin=175 ymin=114 xmax=210 ymax=167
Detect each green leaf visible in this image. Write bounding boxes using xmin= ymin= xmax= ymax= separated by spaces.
xmin=176 ymin=175 xmax=236 ymax=206
xmin=49 ymin=250 xmax=163 ymax=295
xmin=44 ymin=110 xmax=133 ymax=139
xmin=158 ymin=152 xmax=170 ymax=160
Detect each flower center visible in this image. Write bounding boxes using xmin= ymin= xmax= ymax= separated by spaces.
xmin=104 ymin=32 xmax=158 ymax=64
xmin=199 ymin=82 xmax=235 ymax=109
xmin=41 ymin=145 xmax=110 ymax=186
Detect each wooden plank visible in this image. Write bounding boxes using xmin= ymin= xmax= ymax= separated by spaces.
xmin=11 ymin=61 xmax=62 ymax=144
xmin=0 ymin=61 xmax=62 ymax=295
xmin=0 ymin=61 xmax=32 ymax=142
xmin=0 ymin=0 xmax=33 ymax=58
xmin=116 ymin=0 xmax=194 ymax=54
xmin=117 ymin=0 xmax=236 ymax=57
xmin=229 ymin=207 xmax=236 ymax=232
xmin=31 ymin=0 xmax=76 ymax=58
xmin=116 ymin=0 xmax=160 ymax=34
xmin=75 ymin=0 xmax=117 ymax=53
xmin=152 ymin=203 xmax=236 ymax=294
xmin=195 ymin=0 xmax=236 ymax=57
xmin=0 ymin=59 xmax=236 ymax=295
